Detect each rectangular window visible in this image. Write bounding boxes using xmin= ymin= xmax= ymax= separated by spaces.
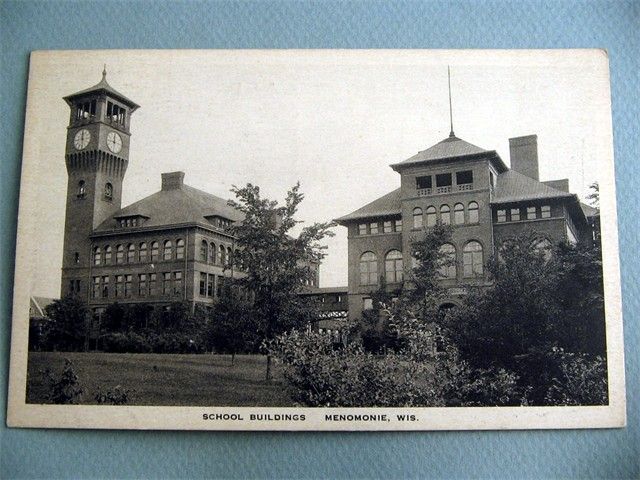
xmin=92 ymin=276 xmax=100 ymax=299
xmin=138 ymin=274 xmax=147 ymax=297
xmin=124 ymin=275 xmax=132 ymax=297
xmin=541 ymin=205 xmax=551 ymax=218
xmin=358 ymin=224 xmax=367 ymax=235
xmin=436 ymin=173 xmax=452 ymax=187
xmin=510 ymin=208 xmax=521 ymax=221
xmin=149 ymin=273 xmax=157 ymax=296
xmin=370 ymin=222 xmax=378 ymax=234
xmin=101 ymin=276 xmax=109 ymax=298
xmin=162 ymin=272 xmax=171 ymax=295
xmin=383 ymin=221 xmax=392 ymax=233
xmin=395 ymin=219 xmax=402 ymax=232
xmin=416 ymin=176 xmax=432 ymax=189
xmin=527 ymin=207 xmax=537 ymax=220
xmin=207 ymin=274 xmax=215 ymax=297
xmin=456 ymin=170 xmax=473 ymax=185
xmin=199 ymin=272 xmax=207 ymax=296
xmin=174 ymin=271 xmax=183 ymax=295
xmin=115 ymin=275 xmax=124 ymax=297
xmin=363 ymin=298 xmax=373 ymax=310
xmin=497 ymin=209 xmax=506 ymax=223
xmin=216 ymin=275 xmax=224 ymax=298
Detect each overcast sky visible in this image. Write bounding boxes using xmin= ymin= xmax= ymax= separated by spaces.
xmin=21 ymin=50 xmax=612 ymax=298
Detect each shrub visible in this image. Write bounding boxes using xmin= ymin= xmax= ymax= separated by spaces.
xmin=43 ymin=358 xmax=83 ymax=404
xmin=98 ymin=332 xmax=152 ymax=353
xmin=95 ymin=386 xmax=133 ymax=405
xmin=544 ymin=349 xmax=608 ymax=406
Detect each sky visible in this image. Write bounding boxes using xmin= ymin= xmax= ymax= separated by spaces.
xmin=20 ymin=50 xmax=613 ymax=298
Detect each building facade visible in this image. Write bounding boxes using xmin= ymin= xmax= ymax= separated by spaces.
xmin=336 ymin=132 xmax=598 ymax=322
xmin=60 ymin=72 xmax=320 ymax=326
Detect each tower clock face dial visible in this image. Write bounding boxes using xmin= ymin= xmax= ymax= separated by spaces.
xmin=73 ymin=129 xmax=91 ymax=150
xmin=106 ymin=131 xmax=123 ymax=153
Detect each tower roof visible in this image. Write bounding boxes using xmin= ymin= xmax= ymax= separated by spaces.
xmin=390 ymin=135 xmax=492 ymax=171
xmin=64 ymin=69 xmax=140 ymax=110
xmin=334 ymin=188 xmax=401 ymax=224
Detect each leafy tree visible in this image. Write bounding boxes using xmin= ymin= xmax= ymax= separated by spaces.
xmin=357 ymin=276 xmax=403 ymax=353
xmin=44 ymin=295 xmax=89 ymax=351
xmin=227 ymin=182 xmax=334 ymax=379
xmin=206 ymin=283 xmax=259 ymax=364
xmin=586 ymin=181 xmax=600 ymax=210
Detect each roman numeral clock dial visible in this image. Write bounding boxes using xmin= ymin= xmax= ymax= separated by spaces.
xmin=107 ymin=131 xmax=123 ymax=153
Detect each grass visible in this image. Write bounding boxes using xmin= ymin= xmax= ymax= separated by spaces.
xmin=26 ymin=352 xmax=293 ymax=406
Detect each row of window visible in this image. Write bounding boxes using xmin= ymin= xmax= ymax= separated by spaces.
xmin=199 ymin=240 xmax=235 ymax=266
xmin=75 ymin=100 xmax=97 ymax=120
xmin=412 ymin=201 xmax=479 ymax=229
xmin=496 ymin=205 xmax=551 ymax=223
xmin=106 ymin=101 xmax=126 ymax=126
xmin=415 ymin=170 xmax=474 ymax=196
xmin=93 ymin=239 xmax=185 ymax=266
xmin=198 ymin=273 xmax=226 ymax=298
xmin=358 ymin=219 xmax=402 ymax=236
xmin=91 ymin=271 xmax=183 ymax=299
xmin=358 ymin=240 xmax=485 ymax=285
xmin=77 ymin=180 xmax=113 ymax=200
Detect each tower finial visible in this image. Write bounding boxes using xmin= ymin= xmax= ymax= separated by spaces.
xmin=448 ymin=65 xmax=455 ymax=138
xmin=102 ymin=64 xmax=107 ymax=80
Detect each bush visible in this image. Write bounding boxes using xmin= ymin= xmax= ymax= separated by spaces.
xmin=95 ymin=386 xmax=133 ymax=405
xmin=98 ymin=332 xmax=152 ymax=353
xmin=43 ymin=358 xmax=84 ymax=404
xmin=544 ymin=349 xmax=608 ymax=406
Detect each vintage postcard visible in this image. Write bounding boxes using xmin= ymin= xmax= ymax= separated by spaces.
xmin=7 ymin=49 xmax=625 ymax=430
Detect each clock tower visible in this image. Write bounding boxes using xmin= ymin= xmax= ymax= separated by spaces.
xmin=60 ymin=68 xmax=139 ymax=298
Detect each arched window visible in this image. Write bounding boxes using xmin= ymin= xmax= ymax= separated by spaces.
xmin=127 ymin=243 xmax=135 ymax=263
xmin=176 ymin=239 xmax=185 ymax=260
xmin=413 ymin=207 xmax=423 ymax=229
xmin=104 ymin=245 xmax=112 ymax=264
xmin=359 ymin=252 xmax=378 ymax=285
xmin=468 ymin=201 xmax=479 ymax=223
xmin=218 ymin=244 xmax=226 ymax=265
xmin=93 ymin=246 xmax=101 ymax=265
xmin=209 ymin=242 xmax=216 ymax=264
xmin=463 ymin=241 xmax=483 ymax=277
xmin=227 ymin=247 xmax=233 ymax=265
xmin=440 ymin=204 xmax=451 ymax=225
xmin=438 ymin=244 xmax=457 ymax=278
xmin=116 ymin=244 xmax=124 ymax=264
xmin=163 ymin=240 xmax=172 ymax=260
xmin=532 ymin=238 xmax=553 ymax=263
xmin=426 ymin=206 xmax=437 ymax=227
xmin=139 ymin=242 xmax=147 ymax=262
xmin=200 ymin=240 xmax=208 ymax=262
xmin=385 ymin=250 xmax=404 ymax=283
xmin=454 ymin=203 xmax=465 ymax=225
xmin=104 ymin=182 xmax=113 ymax=200
xmin=77 ymin=180 xmax=86 ymax=198
xmin=150 ymin=241 xmax=159 ymax=262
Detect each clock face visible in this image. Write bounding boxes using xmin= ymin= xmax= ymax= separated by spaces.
xmin=73 ymin=129 xmax=91 ymax=150
xmin=106 ymin=131 xmax=123 ymax=153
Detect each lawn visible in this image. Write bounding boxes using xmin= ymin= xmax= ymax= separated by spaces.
xmin=26 ymin=352 xmax=293 ymax=406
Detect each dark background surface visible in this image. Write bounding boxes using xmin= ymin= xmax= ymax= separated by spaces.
xmin=1 ymin=1 xmax=638 ymax=478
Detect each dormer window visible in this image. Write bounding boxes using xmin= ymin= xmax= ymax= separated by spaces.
xmin=75 ymin=100 xmax=96 ymax=120
xmin=104 ymin=182 xmax=113 ymax=200
xmin=106 ymin=101 xmax=126 ymax=126
xmin=116 ymin=215 xmax=148 ymax=228
xmin=77 ymin=180 xmax=86 ymax=198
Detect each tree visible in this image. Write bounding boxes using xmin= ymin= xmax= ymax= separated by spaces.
xmin=586 ymin=181 xmax=599 ymax=210
xmin=44 ymin=295 xmax=89 ymax=351
xmin=227 ymin=182 xmax=335 ymax=379
xmin=206 ymin=283 xmax=259 ymax=363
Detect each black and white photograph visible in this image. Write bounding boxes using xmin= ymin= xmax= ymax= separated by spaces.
xmin=7 ymin=49 xmax=625 ymax=430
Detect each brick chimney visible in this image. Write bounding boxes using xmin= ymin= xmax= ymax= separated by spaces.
xmin=161 ymin=171 xmax=185 ymax=190
xmin=509 ymin=135 xmax=539 ymax=180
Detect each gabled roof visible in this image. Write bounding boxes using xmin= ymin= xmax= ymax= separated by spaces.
xmin=334 ymin=188 xmax=401 ymax=224
xmin=390 ymin=135 xmax=489 ymax=170
xmin=94 ymin=184 xmax=243 ymax=233
xmin=64 ymin=71 xmax=140 ymax=110
xmin=492 ymin=169 xmax=574 ymax=204
xmin=30 ymin=296 xmax=56 ymax=318
xmin=580 ymin=202 xmax=599 ymax=218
